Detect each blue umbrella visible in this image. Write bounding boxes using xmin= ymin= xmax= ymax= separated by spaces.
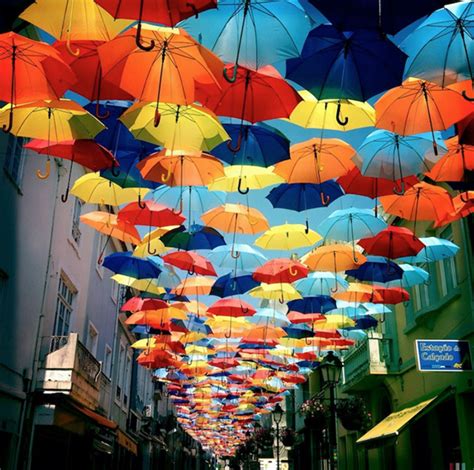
xmin=295 ymin=272 xmax=348 ymax=296
xmin=387 ymin=264 xmax=429 ymax=288
xmin=209 ymin=244 xmax=267 ymax=271
xmin=160 ymin=224 xmax=226 ymax=251
xmin=247 ymin=308 xmax=291 ymax=327
xmin=308 ymin=0 xmax=451 ymax=34
xmin=210 ymin=273 xmax=260 ymax=297
xmin=283 ymin=324 xmax=314 ymax=339
xmin=345 ymin=315 xmax=378 ymax=330
xmin=103 ymin=252 xmax=162 ymax=279
xmin=286 ymin=26 xmax=407 ymax=105
xmin=357 ymin=130 xmax=446 ymax=193
xmin=345 ymin=256 xmax=404 ymax=283
xmin=287 ymin=295 xmax=337 ymax=313
xmin=180 ymin=0 xmax=312 ymax=77
xmin=398 ymin=237 xmax=460 ymax=263
xmin=401 ymin=2 xmax=474 ymax=88
xmin=211 ymin=123 xmax=290 ymax=166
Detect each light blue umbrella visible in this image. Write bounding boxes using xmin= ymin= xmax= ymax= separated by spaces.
xmin=361 ymin=303 xmax=393 ymax=316
xmin=180 ymin=0 xmax=312 ymax=75
xmin=247 ymin=308 xmax=291 ymax=327
xmin=357 ymin=130 xmax=446 ymax=193
xmin=386 ymin=264 xmax=429 ymax=288
xmin=295 ymin=272 xmax=348 ymax=296
xmin=209 ymin=244 xmax=267 ymax=270
xmin=398 ymin=237 xmax=459 ymax=263
xmin=401 ymin=2 xmax=474 ymax=87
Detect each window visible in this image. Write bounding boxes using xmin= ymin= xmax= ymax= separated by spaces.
xmin=71 ymin=198 xmax=83 ymax=245
xmin=116 ymin=341 xmax=126 ymax=401
xmin=52 ymin=275 xmax=76 ymax=349
xmin=124 ymin=352 xmax=132 ymax=407
xmin=96 ymin=234 xmax=106 ymax=277
xmin=3 ymin=135 xmax=25 ymax=186
xmin=438 ymin=226 xmax=458 ymax=296
xmin=86 ymin=321 xmax=99 ymax=357
xmin=103 ymin=344 xmax=112 ymax=378
xmin=111 ymin=279 xmax=119 ymax=304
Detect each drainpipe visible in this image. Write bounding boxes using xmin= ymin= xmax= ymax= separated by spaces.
xmin=17 ymin=160 xmax=62 ymax=470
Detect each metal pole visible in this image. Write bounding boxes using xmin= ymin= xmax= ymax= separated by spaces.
xmin=276 ymin=422 xmax=280 ymax=470
xmin=328 ymin=384 xmax=336 ymax=470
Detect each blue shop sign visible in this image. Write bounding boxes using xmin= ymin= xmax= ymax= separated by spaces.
xmin=415 ymin=340 xmax=472 ymax=372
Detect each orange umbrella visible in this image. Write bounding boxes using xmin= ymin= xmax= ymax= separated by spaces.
xmin=434 ymin=191 xmax=474 ymax=227
xmin=380 ymin=181 xmax=455 ymax=233
xmin=172 ymin=276 xmax=215 ymax=296
xmin=242 ymin=326 xmax=286 ymax=343
xmin=332 ymin=283 xmax=382 ymax=303
xmin=287 ymin=311 xmax=326 ymax=324
xmin=137 ymin=149 xmax=224 ymax=186
xmin=99 ymin=25 xmax=221 ymax=120
xmin=274 ymin=138 xmax=355 ymax=192
xmin=301 ymin=244 xmax=366 ymax=273
xmin=80 ymin=211 xmax=141 ymax=244
xmin=375 ymin=78 xmax=473 ymax=155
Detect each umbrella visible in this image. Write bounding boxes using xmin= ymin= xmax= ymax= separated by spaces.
xmin=98 ymin=25 xmax=221 ymax=118
xmin=211 ymin=124 xmax=290 ymax=167
xmin=398 ymin=237 xmax=459 ymax=263
xmin=210 ymin=274 xmax=259 ymax=298
xmin=332 ymin=282 xmax=381 ymax=303
xmin=20 ymin=0 xmax=132 ymax=46
xmin=207 ymin=299 xmax=256 ymax=317
xmin=371 ymin=286 xmax=410 ymax=305
xmin=173 ymin=276 xmax=215 ymax=296
xmin=0 ymin=32 xmax=75 ymax=132
xmin=380 ymin=182 xmax=455 ymax=233
xmin=133 ymin=230 xmax=169 ymax=258
xmin=71 ymin=173 xmax=149 ymax=206
xmin=294 ymin=272 xmax=348 ymax=296
xmin=309 ymin=0 xmax=450 ymax=35
xmin=163 ymin=251 xmax=217 ymax=276
xmin=208 ymin=165 xmax=284 ymax=194
xmin=283 ymin=324 xmax=314 ymax=340
xmin=255 ymin=224 xmax=321 ymax=251
xmin=345 ymin=256 xmax=404 ymax=283
xmin=387 ymin=264 xmax=430 ymax=288
xmin=209 ymin=244 xmax=267 ymax=271
xmin=274 ymin=138 xmax=355 ymax=198
xmin=286 ymin=311 xmax=325 ymax=325
xmin=357 ymin=129 xmax=446 ymax=194
xmin=289 ymin=91 xmax=376 ymax=131
xmin=253 ymin=259 xmax=308 ymax=284
xmin=96 ymin=0 xmax=216 ymax=48
xmin=103 ymin=251 xmax=162 ymax=278
xmin=111 ymin=274 xmax=166 ymax=295
xmin=119 ymin=199 xmax=185 ymax=227
xmin=248 ymin=283 xmax=302 ymax=303
xmin=160 ymin=224 xmax=226 ymax=251
xmin=287 ymin=296 xmax=337 ymax=314
xmin=375 ymin=78 xmax=473 ymax=155
xmin=401 ymin=2 xmax=474 ymax=88
xmin=180 ymin=0 xmax=311 ymax=73
xmin=358 ymin=226 xmax=425 ymax=259
xmin=301 ymin=244 xmax=366 ymax=275
xmin=121 ymin=296 xmax=168 ymax=312
xmin=286 ymin=25 xmax=407 ymax=102
xmin=248 ymin=309 xmax=291 ymax=328
xmin=120 ymin=102 xmax=229 ymax=151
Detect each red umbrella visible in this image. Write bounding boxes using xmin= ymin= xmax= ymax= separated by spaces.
xmin=287 ymin=311 xmax=326 ymax=324
xmin=162 ymin=251 xmax=217 ymax=276
xmin=137 ymin=349 xmax=181 ymax=368
xmin=118 ymin=200 xmax=185 ymax=227
xmin=200 ymin=65 xmax=301 ymax=151
xmin=53 ymin=39 xmax=132 ymax=115
xmin=95 ymin=0 xmax=217 ymax=50
xmin=208 ymin=358 xmax=241 ymax=369
xmin=371 ymin=286 xmax=410 ymax=304
xmin=121 ymin=296 xmax=168 ymax=312
xmin=207 ymin=299 xmax=256 ymax=317
xmin=358 ymin=226 xmax=425 ymax=259
xmin=253 ymin=258 xmax=308 ymax=284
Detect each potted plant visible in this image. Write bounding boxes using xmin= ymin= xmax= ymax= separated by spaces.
xmin=300 ymin=397 xmax=328 ymax=431
xmin=336 ymin=396 xmax=372 ymax=432
xmin=280 ymin=428 xmax=296 ymax=447
xmin=254 ymin=427 xmax=274 ymax=449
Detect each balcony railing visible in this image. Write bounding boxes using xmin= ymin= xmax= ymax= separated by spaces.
xmin=342 ymin=333 xmax=388 ymax=392
xmin=37 ymin=332 xmax=101 ymax=409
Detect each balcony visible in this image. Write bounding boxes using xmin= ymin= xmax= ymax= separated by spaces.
xmin=342 ymin=333 xmax=388 ymax=392
xmin=37 ymin=333 xmax=101 ymax=409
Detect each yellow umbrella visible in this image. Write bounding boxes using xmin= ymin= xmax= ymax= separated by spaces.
xmin=20 ymin=0 xmax=131 ymax=47
xmin=133 ymin=237 xmax=167 ymax=258
xmin=255 ymin=223 xmax=321 ymax=250
xmin=289 ymin=91 xmax=375 ymax=131
xmin=120 ymin=102 xmax=229 ymax=151
xmin=332 ymin=282 xmax=377 ymax=303
xmin=318 ymin=315 xmax=355 ymax=329
xmin=301 ymin=244 xmax=366 ymax=272
xmin=111 ymin=274 xmax=165 ymax=295
xmin=71 ymin=173 xmax=149 ymax=206
xmin=208 ymin=165 xmax=285 ymax=193
xmin=131 ymin=338 xmax=158 ymax=349
xmin=248 ymin=283 xmax=302 ymax=302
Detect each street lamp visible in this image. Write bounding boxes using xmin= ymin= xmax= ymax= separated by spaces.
xmin=272 ymin=403 xmax=284 ymax=470
xmin=319 ymin=351 xmax=343 ymax=470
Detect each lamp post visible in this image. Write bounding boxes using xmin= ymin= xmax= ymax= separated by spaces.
xmin=319 ymin=351 xmax=342 ymax=470
xmin=272 ymin=403 xmax=284 ymax=470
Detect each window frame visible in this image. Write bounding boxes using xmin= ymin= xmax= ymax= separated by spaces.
xmin=3 ymin=134 xmax=26 ymax=189
xmin=86 ymin=320 xmax=99 ymax=357
xmin=53 ymin=274 xmax=77 ymax=339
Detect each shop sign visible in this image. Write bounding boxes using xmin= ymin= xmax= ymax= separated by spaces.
xmin=415 ymin=340 xmax=472 ymax=372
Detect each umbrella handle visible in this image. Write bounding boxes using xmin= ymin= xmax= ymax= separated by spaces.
xmin=460 ymin=191 xmax=470 ymax=203
xmin=95 ymin=100 xmax=110 ymax=119
xmin=36 ymin=158 xmax=51 ymax=180
xmin=231 ymin=247 xmax=240 ymax=259
xmin=2 ymin=105 xmax=13 ymax=133
xmin=320 ymin=192 xmax=330 ymax=206
xmin=237 ymin=177 xmax=249 ymax=195
xmin=393 ymin=180 xmax=405 ymax=195
xmin=161 ymin=165 xmax=172 ymax=183
xmin=188 ymin=266 xmax=195 ymax=276
xmin=289 ymin=265 xmax=298 ymax=277
xmin=305 ymin=219 xmax=309 ymax=234
xmin=224 ymin=329 xmax=232 ymax=339
xmin=227 ymin=132 xmax=242 ymax=153
xmin=135 ymin=19 xmax=155 ymax=51
xmin=462 ymin=90 xmax=474 ymax=102
xmin=278 ymin=295 xmax=285 ymax=304
xmin=241 ymin=306 xmax=249 ymax=314
xmin=147 ymin=240 xmax=157 ymax=256
xmin=304 ymin=337 xmax=312 ymax=346
xmin=172 ymin=197 xmax=184 ymax=215
xmin=111 ymin=159 xmax=121 ymax=177
xmin=138 ymin=193 xmax=147 ymax=209
xmin=335 ymin=102 xmax=349 ymax=126
xmin=186 ymin=2 xmax=200 ymax=18
xmin=330 ymin=284 xmax=338 ymax=293
xmin=223 ymin=64 xmax=239 ymax=83
xmin=66 ymin=37 xmax=80 ymax=56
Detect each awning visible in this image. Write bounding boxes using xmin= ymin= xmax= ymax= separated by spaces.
xmin=69 ymin=401 xmax=117 ymax=430
xmin=357 ymin=387 xmax=453 ymax=445
xmin=117 ymin=429 xmax=138 ymax=456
